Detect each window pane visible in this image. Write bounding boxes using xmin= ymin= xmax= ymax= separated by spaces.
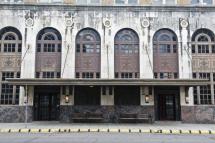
xmin=115 ymin=0 xmax=125 ymax=4
xmin=76 ymin=0 xmax=87 ymax=4
xmin=128 ymin=0 xmax=138 ymax=4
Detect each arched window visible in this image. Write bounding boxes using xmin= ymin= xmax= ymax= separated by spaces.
xmin=75 ymin=28 xmax=101 ymax=78
xmin=36 ymin=28 xmax=62 ymax=78
xmin=191 ymin=28 xmax=215 ymax=54
xmin=0 ymin=27 xmax=22 ymax=53
xmin=191 ymin=29 xmax=215 ymax=105
xmin=114 ymin=28 xmax=139 ymax=78
xmin=153 ymin=29 xmax=178 ymax=79
xmin=0 ymin=27 xmax=22 ymax=105
xmin=37 ymin=28 xmax=61 ymax=53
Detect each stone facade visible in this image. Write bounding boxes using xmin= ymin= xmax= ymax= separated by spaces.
xmin=0 ymin=4 xmax=215 ymax=123
xmin=0 ymin=106 xmax=33 ymax=123
xmin=181 ymin=106 xmax=215 ymax=123
xmin=60 ymin=105 xmax=154 ymax=123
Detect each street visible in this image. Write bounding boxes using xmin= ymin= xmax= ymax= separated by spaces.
xmin=0 ymin=133 xmax=214 ymax=143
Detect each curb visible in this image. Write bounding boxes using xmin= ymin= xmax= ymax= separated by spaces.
xmin=0 ymin=128 xmax=215 ymax=135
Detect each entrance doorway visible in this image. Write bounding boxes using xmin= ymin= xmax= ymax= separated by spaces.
xmin=34 ymin=86 xmax=60 ymax=121
xmin=158 ymin=94 xmax=176 ymax=120
xmin=155 ymin=87 xmax=180 ymax=121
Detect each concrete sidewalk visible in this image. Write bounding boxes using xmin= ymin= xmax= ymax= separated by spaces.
xmin=0 ymin=121 xmax=215 ymax=134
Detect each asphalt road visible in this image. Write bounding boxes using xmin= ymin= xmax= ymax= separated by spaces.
xmin=0 ymin=133 xmax=214 ymax=143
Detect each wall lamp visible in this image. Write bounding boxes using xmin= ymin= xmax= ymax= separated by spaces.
xmin=65 ymin=95 xmax=69 ymax=103
xmin=145 ymin=95 xmax=149 ymax=103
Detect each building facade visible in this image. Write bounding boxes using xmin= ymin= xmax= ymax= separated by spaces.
xmin=0 ymin=0 xmax=214 ymax=123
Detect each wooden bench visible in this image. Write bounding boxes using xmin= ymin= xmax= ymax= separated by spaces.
xmin=119 ymin=113 xmax=153 ymax=123
xmin=72 ymin=112 xmax=103 ymax=122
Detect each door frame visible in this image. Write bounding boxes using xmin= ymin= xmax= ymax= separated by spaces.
xmin=33 ymin=86 xmax=60 ymax=121
xmin=154 ymin=86 xmax=181 ymax=121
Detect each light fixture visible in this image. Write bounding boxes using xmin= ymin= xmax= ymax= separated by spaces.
xmin=89 ymin=85 xmax=94 ymax=88
xmin=65 ymin=95 xmax=69 ymax=103
xmin=185 ymin=96 xmax=189 ymax=104
xmin=145 ymin=95 xmax=149 ymax=103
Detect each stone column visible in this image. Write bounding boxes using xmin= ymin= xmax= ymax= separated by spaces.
xmin=101 ymin=86 xmax=114 ymax=105
xmin=140 ymin=86 xmax=154 ymax=105
xmin=61 ymin=26 xmax=75 ymax=78
xmin=210 ymin=73 xmax=215 ymax=104
xmin=20 ymin=23 xmax=37 ymax=105
xmin=140 ymin=19 xmax=153 ymax=79
xmin=60 ymin=86 xmax=74 ymax=106
xmin=101 ymin=19 xmax=114 ymax=79
xmin=178 ymin=19 xmax=192 ymax=79
xmin=180 ymin=86 xmax=193 ymax=106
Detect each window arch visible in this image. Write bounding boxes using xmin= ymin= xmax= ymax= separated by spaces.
xmin=114 ymin=28 xmax=139 ymax=78
xmin=0 ymin=27 xmax=22 ymax=105
xmin=75 ymin=28 xmax=101 ymax=78
xmin=0 ymin=27 xmax=22 ymax=53
xmin=153 ymin=29 xmax=178 ymax=79
xmin=36 ymin=28 xmax=62 ymax=53
xmin=191 ymin=28 xmax=215 ymax=54
xmin=35 ymin=27 xmax=62 ymax=78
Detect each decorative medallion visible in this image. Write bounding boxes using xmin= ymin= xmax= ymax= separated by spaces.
xmin=141 ymin=18 xmax=150 ymax=28
xmin=65 ymin=19 xmax=74 ymax=27
xmin=103 ymin=18 xmax=111 ymax=28
xmin=180 ymin=19 xmax=189 ymax=28
xmin=25 ymin=18 xmax=34 ymax=27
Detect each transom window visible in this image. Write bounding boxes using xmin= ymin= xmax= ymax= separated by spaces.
xmin=115 ymin=29 xmax=139 ymax=54
xmin=115 ymin=0 xmax=138 ymax=4
xmin=0 ymin=27 xmax=22 ymax=53
xmin=191 ymin=29 xmax=215 ymax=54
xmin=191 ymin=0 xmax=213 ymax=5
xmin=153 ymin=29 xmax=178 ymax=54
xmin=76 ymin=0 xmax=101 ymax=5
xmin=76 ymin=29 xmax=100 ymax=54
xmin=37 ymin=28 xmax=61 ymax=53
xmin=153 ymin=0 xmax=176 ymax=5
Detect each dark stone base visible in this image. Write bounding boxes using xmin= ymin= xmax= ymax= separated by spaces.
xmin=181 ymin=105 xmax=215 ymax=124
xmin=59 ymin=105 xmax=155 ymax=123
xmin=0 ymin=106 xmax=33 ymax=123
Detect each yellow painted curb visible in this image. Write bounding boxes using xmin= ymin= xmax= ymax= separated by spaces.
xmin=200 ymin=130 xmax=209 ymax=134
xmin=210 ymin=130 xmax=215 ymax=134
xmin=109 ymin=128 xmax=119 ymax=133
xmin=90 ymin=128 xmax=99 ymax=132
xmin=30 ymin=129 xmax=40 ymax=133
xmin=99 ymin=128 xmax=108 ymax=132
xmin=130 ymin=129 xmax=140 ymax=133
xmin=181 ymin=130 xmax=191 ymax=134
xmin=119 ymin=129 xmax=129 ymax=133
xmin=40 ymin=129 xmax=50 ymax=133
xmin=20 ymin=129 xmax=29 ymax=133
xmin=171 ymin=130 xmax=180 ymax=134
xmin=10 ymin=129 xmax=20 ymax=133
xmin=0 ymin=129 xmax=10 ymax=133
xmin=141 ymin=129 xmax=150 ymax=133
xmin=69 ymin=128 xmax=79 ymax=132
xmin=50 ymin=129 xmax=60 ymax=133
xmin=191 ymin=130 xmax=200 ymax=134
xmin=79 ymin=128 xmax=89 ymax=132
xmin=162 ymin=130 xmax=171 ymax=134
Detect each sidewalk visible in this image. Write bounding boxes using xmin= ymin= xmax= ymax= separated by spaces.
xmin=0 ymin=121 xmax=215 ymax=134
